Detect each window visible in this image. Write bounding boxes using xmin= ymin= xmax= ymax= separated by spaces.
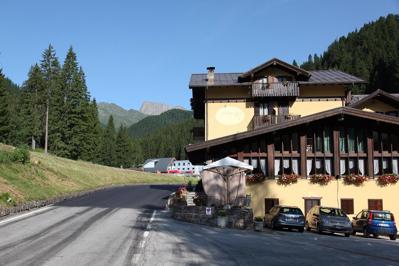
xmin=374 ymin=158 xmax=381 ymax=176
xmin=315 ymin=130 xmax=323 ymax=152
xmin=265 ymin=198 xmax=279 ymax=214
xmin=340 ymin=159 xmax=346 ymax=176
xmin=373 ymin=131 xmax=380 ymax=151
xmin=259 ymin=158 xmax=267 ymax=175
xmin=274 ymin=136 xmax=282 ymax=152
xmin=282 ymin=134 xmax=290 ymax=152
xmin=358 ymin=129 xmax=366 ymax=152
xmin=348 ymin=128 xmax=356 ymax=152
xmin=324 ymin=127 xmax=332 ymax=153
xmin=382 ymin=158 xmax=392 ymax=174
xmin=292 ymin=133 xmax=299 ymax=151
xmin=274 ymin=159 xmax=281 ymax=176
xmin=341 ymin=199 xmax=354 ymax=214
xmin=382 ymin=133 xmax=390 ymax=151
xmin=339 ymin=128 xmax=347 ymax=153
xmin=307 ymin=132 xmax=314 ymax=152
xmin=259 ymin=102 xmax=270 ymax=116
xmin=250 ymin=158 xmax=258 ymax=169
xmin=393 ymin=158 xmax=399 ymax=175
xmin=275 ymin=158 xmax=299 ymax=175
xmin=368 ymin=199 xmax=383 ymax=211
xmin=308 ymin=158 xmax=332 ymax=175
xmin=304 ymin=198 xmax=320 ymax=215
xmin=392 ymin=134 xmax=399 ymax=152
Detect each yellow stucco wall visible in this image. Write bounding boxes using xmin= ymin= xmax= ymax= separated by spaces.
xmin=300 ymin=85 xmax=346 ymax=97
xmin=361 ymin=99 xmax=398 ymax=113
xmin=206 ymin=101 xmax=254 ymax=140
xmin=247 ymin=179 xmax=399 ymax=219
xmin=290 ymin=100 xmax=343 ymax=116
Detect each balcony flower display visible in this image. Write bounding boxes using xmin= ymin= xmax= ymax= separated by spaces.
xmin=377 ymin=174 xmax=399 ymax=186
xmin=246 ymin=169 xmax=266 ymax=184
xmin=343 ymin=174 xmax=368 ymax=186
xmin=277 ymin=173 xmax=299 ymax=185
xmin=309 ymin=174 xmax=334 ymax=185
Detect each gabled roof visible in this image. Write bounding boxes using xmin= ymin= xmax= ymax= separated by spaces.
xmin=349 ymin=89 xmax=399 ymax=109
xmin=143 ymin=157 xmax=175 ymax=172
xmin=189 ymin=70 xmax=365 ymax=88
xmin=185 ymin=107 xmax=399 ymax=153
xmin=239 ymin=58 xmax=311 ymax=79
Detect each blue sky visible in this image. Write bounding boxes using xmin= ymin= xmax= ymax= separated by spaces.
xmin=1 ymin=0 xmax=398 ymax=110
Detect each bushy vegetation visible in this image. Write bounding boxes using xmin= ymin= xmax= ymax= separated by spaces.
xmin=297 ymin=14 xmax=399 ymax=94
xmin=0 ymin=146 xmax=30 ymax=164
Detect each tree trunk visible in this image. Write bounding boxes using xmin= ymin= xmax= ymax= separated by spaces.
xmin=44 ymin=102 xmax=49 ymax=154
xmin=31 ymin=136 xmax=36 ymax=150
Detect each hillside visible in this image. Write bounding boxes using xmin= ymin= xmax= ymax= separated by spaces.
xmin=298 ymin=14 xmax=399 ymax=94
xmin=139 ymin=101 xmax=186 ymax=116
xmin=0 ymin=144 xmax=190 ymax=207
xmin=97 ymin=102 xmax=147 ymax=128
xmin=128 ymin=109 xmax=193 ymax=138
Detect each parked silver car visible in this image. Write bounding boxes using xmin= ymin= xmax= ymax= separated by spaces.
xmin=305 ymin=206 xmax=352 ymax=237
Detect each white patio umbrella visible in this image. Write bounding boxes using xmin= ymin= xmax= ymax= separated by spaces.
xmin=203 ymin=157 xmax=253 ymax=205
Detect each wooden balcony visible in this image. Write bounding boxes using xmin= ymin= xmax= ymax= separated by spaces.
xmin=253 ymin=114 xmax=301 ymax=129
xmin=252 ymin=82 xmax=299 ymax=97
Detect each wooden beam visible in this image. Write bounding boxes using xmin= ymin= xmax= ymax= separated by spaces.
xmin=367 ymin=130 xmax=374 ymax=178
xmin=300 ymin=133 xmax=307 ymax=177
xmin=333 ymin=129 xmax=340 ymax=176
xmin=267 ymin=143 xmax=274 ymax=177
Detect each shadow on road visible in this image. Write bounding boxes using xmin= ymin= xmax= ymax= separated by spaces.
xmin=54 ymin=184 xmax=178 ymax=210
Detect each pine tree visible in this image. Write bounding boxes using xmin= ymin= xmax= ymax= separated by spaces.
xmin=20 ymin=64 xmax=46 ymax=149
xmin=98 ymin=115 xmax=117 ymax=166
xmin=115 ymin=125 xmax=134 ymax=168
xmin=0 ymin=69 xmax=10 ymax=143
xmin=292 ymin=60 xmax=298 ymax=67
xmin=40 ymin=44 xmax=61 ymax=154
xmin=81 ymin=98 xmax=103 ymax=162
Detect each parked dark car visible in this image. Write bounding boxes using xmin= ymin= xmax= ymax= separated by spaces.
xmin=264 ymin=205 xmax=305 ymax=232
xmin=305 ymin=206 xmax=352 ymax=237
xmin=352 ymin=210 xmax=397 ymax=240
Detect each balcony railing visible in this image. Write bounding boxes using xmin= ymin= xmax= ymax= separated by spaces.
xmin=253 ymin=114 xmax=301 ymax=129
xmin=252 ymin=82 xmax=299 ymax=97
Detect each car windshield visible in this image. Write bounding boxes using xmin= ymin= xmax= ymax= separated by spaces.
xmin=372 ymin=212 xmax=393 ymax=221
xmin=279 ymin=207 xmax=302 ymax=215
xmin=320 ymin=208 xmax=345 ymax=217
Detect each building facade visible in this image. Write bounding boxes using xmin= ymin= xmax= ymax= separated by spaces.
xmin=186 ymin=58 xmax=399 ymax=218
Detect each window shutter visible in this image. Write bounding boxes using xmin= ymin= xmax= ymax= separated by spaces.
xmin=341 ymin=199 xmax=354 ymax=214
xmin=368 ymin=199 xmax=383 ymax=211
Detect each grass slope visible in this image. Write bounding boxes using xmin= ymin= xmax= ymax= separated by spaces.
xmin=0 ymin=144 xmax=190 ymax=207
xmin=128 ymin=109 xmax=193 ymax=138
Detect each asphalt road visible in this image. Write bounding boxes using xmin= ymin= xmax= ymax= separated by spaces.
xmin=0 ymin=185 xmax=398 ymax=266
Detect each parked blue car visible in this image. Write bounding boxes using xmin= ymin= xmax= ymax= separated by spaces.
xmin=352 ymin=210 xmax=397 ymax=240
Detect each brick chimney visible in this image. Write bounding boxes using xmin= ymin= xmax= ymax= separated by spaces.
xmin=207 ymin=66 xmax=215 ymax=85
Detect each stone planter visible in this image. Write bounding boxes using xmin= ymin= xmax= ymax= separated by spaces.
xmin=217 ymin=216 xmax=228 ymax=228
xmin=254 ymin=221 xmax=263 ymax=231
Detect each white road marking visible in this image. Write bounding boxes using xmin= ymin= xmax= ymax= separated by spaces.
xmin=0 ymin=205 xmax=54 ymax=226
xmin=131 ymin=210 xmax=157 ymax=265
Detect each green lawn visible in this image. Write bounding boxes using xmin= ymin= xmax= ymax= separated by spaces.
xmin=0 ymin=143 xmax=193 ymax=206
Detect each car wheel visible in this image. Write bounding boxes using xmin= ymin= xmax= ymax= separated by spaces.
xmin=363 ymin=227 xmax=369 ymax=238
xmin=305 ymin=222 xmax=311 ymax=232
xmin=298 ymin=227 xmax=304 ymax=233
xmin=344 ymin=233 xmax=350 ymax=237
xmin=317 ymin=224 xmax=323 ymax=234
xmin=351 ymin=230 xmax=356 ymax=236
xmin=373 ymin=234 xmax=379 ymax=238
xmin=389 ymin=234 xmax=397 ymax=241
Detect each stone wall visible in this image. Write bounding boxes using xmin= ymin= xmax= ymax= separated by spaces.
xmin=172 ymin=205 xmax=253 ymax=229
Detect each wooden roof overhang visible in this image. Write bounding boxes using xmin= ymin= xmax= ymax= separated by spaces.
xmin=185 ymin=107 xmax=399 ymax=153
xmin=238 ymin=58 xmax=311 ymax=81
xmin=349 ymin=89 xmax=399 ymax=109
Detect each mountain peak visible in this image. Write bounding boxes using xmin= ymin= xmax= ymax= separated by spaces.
xmin=139 ymin=101 xmax=185 ymax=116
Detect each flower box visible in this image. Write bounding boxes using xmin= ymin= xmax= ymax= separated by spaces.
xmin=309 ymin=174 xmax=334 ymax=185
xmin=343 ymin=174 xmax=368 ymax=186
xmin=277 ymin=174 xmax=299 ymax=185
xmin=377 ymin=174 xmax=399 ymax=186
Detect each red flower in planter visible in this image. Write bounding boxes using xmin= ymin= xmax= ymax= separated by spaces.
xmin=309 ymin=174 xmax=334 ymax=185
xmin=343 ymin=174 xmax=368 ymax=186
xmin=377 ymin=174 xmax=399 ymax=186
xmin=277 ymin=174 xmax=299 ymax=185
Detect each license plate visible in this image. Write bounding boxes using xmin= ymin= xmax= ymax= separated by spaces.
xmin=378 ymin=223 xmax=389 ymax=227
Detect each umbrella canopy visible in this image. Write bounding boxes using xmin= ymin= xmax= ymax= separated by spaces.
xmin=203 ymin=157 xmax=253 ymax=171
xmin=202 ymin=157 xmax=253 ymax=206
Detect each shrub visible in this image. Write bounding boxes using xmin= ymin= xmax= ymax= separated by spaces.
xmin=218 ymin=209 xmax=227 ymax=217
xmin=0 ymin=192 xmax=16 ymax=206
xmin=10 ymin=146 xmax=30 ymax=164
xmin=0 ymin=151 xmax=11 ymax=163
xmin=254 ymin=216 xmax=263 ymax=222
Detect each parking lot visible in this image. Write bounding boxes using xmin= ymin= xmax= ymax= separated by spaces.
xmin=142 ymin=211 xmax=399 ymax=265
